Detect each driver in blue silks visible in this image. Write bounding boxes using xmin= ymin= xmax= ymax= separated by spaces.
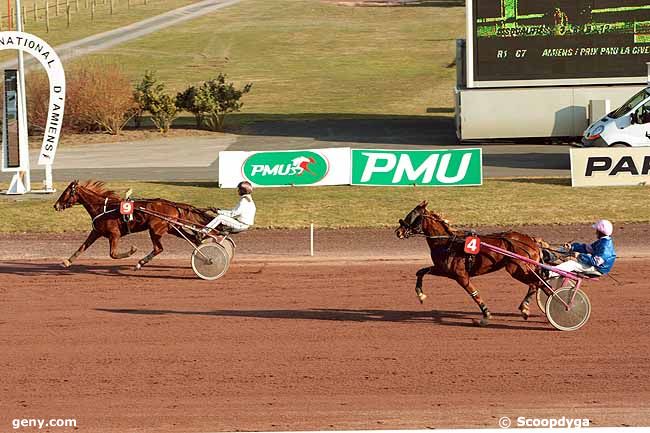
xmin=553 ymin=219 xmax=616 ymax=276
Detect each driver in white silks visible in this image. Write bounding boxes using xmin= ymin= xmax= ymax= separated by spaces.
xmin=202 ymin=181 xmax=256 ymax=235
xmin=550 ymin=219 xmax=616 ymax=277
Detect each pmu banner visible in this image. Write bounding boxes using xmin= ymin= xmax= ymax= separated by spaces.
xmin=571 ymin=147 xmax=650 ymax=187
xmin=351 ymin=148 xmax=483 ymax=186
xmin=218 ymin=148 xmax=351 ymax=188
xmin=0 ymin=32 xmax=66 ymax=166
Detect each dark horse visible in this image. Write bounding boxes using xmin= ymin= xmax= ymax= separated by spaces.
xmin=54 ymin=180 xmax=212 ymax=269
xmin=395 ymin=201 xmax=543 ymax=325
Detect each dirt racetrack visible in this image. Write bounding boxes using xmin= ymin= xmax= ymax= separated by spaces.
xmin=2 ymin=227 xmax=650 ymax=432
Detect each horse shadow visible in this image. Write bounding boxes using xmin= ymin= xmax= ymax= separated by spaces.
xmin=0 ymin=262 xmax=197 ymax=281
xmin=95 ymin=307 xmax=551 ymax=331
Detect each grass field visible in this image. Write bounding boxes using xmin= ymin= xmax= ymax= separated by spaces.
xmin=82 ymin=0 xmax=465 ymax=115
xmin=0 ymin=0 xmax=198 ymax=60
xmin=1 ymin=179 xmax=649 ymax=233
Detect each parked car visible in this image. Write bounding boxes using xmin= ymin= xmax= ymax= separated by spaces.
xmin=582 ymin=87 xmax=650 ymax=147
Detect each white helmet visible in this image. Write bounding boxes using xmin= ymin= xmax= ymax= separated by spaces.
xmin=592 ymin=219 xmax=613 ymax=236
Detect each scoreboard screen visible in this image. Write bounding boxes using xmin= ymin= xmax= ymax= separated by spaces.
xmin=470 ymin=0 xmax=650 ymax=85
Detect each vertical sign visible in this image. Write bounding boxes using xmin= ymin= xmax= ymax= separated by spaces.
xmin=3 ymin=69 xmax=19 ymax=168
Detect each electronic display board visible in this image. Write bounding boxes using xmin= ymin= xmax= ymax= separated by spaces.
xmin=468 ymin=0 xmax=650 ymax=87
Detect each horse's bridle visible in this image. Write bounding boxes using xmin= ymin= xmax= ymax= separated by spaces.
xmin=398 ymin=209 xmax=458 ymax=239
xmin=60 ymin=181 xmax=79 ymax=209
xmin=398 ymin=208 xmax=431 ymax=238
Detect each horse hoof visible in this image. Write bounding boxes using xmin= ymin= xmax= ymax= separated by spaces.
xmin=61 ymin=259 xmax=72 ymax=268
xmin=417 ymin=293 xmax=427 ymax=304
xmin=473 ymin=317 xmax=489 ymax=327
xmin=135 ymin=263 xmax=142 ymax=271
xmin=521 ymin=309 xmax=530 ymax=320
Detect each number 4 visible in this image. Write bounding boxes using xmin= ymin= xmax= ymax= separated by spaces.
xmin=464 ymin=236 xmax=481 ymax=255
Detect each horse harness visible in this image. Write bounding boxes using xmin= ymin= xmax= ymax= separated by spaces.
xmin=91 ymin=198 xmax=119 ymax=231
xmin=75 ymin=184 xmax=208 ymax=236
xmin=411 ymin=227 xmax=540 ymax=274
xmin=412 ymin=231 xmax=480 ymax=273
xmin=87 ymin=197 xmax=138 ymax=234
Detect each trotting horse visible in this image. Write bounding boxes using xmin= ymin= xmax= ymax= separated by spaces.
xmin=395 ymin=200 xmax=543 ymax=325
xmin=53 ymin=180 xmax=212 ymax=269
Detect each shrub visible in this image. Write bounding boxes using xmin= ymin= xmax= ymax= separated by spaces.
xmin=149 ymin=93 xmax=178 ymax=133
xmin=194 ymin=73 xmax=252 ymax=131
xmin=134 ymin=70 xmax=178 ymax=133
xmin=85 ymin=64 xmax=138 ymax=134
xmin=175 ymin=85 xmax=203 ymax=128
xmin=26 ymin=73 xmax=50 ymax=134
xmin=133 ymin=70 xmax=160 ymax=128
xmin=27 ymin=61 xmax=136 ymax=135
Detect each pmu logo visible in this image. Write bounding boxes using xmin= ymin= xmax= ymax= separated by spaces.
xmin=352 ymin=149 xmax=482 ymax=186
xmin=243 ymin=151 xmax=329 ymax=186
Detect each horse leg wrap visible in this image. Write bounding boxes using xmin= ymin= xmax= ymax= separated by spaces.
xmin=479 ymin=303 xmax=491 ymax=319
xmin=519 ymin=301 xmax=530 ymax=320
xmin=471 ymin=291 xmax=486 ymax=307
xmin=63 ymin=251 xmax=80 ymax=267
xmin=415 ymin=285 xmax=427 ymax=303
xmin=63 ymin=248 xmax=84 ymax=266
xmin=137 ymin=253 xmax=156 ymax=269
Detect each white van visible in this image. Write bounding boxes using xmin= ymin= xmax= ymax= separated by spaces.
xmin=581 ymin=87 xmax=650 ymax=147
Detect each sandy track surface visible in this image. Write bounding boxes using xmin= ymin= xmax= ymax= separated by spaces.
xmin=1 ymin=228 xmax=649 ymax=432
xmin=1 ymin=224 xmax=649 ymax=262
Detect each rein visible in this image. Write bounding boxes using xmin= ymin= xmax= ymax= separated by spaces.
xmin=410 ymin=234 xmax=456 ymax=240
xmin=408 ymin=213 xmax=541 ymax=259
xmin=74 ymin=185 xmax=208 ymax=222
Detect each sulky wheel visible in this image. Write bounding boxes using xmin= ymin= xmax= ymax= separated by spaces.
xmin=191 ymin=243 xmax=230 ymax=280
xmin=537 ymin=288 xmax=550 ymax=313
xmin=537 ymin=277 xmax=575 ymax=313
xmin=221 ymin=237 xmax=236 ymax=260
xmin=545 ymin=287 xmax=591 ymax=331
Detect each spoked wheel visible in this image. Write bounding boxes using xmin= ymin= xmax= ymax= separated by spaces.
xmin=191 ymin=243 xmax=230 ymax=280
xmin=536 ymin=289 xmax=549 ymax=313
xmin=545 ymin=287 xmax=591 ymax=331
xmin=201 ymin=235 xmax=236 ymax=259
xmin=222 ymin=237 xmax=236 ymax=259
xmin=537 ymin=277 xmax=575 ymax=313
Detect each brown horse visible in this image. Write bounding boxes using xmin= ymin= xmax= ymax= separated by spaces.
xmin=54 ymin=180 xmax=212 ymax=269
xmin=395 ymin=200 xmax=543 ymax=325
